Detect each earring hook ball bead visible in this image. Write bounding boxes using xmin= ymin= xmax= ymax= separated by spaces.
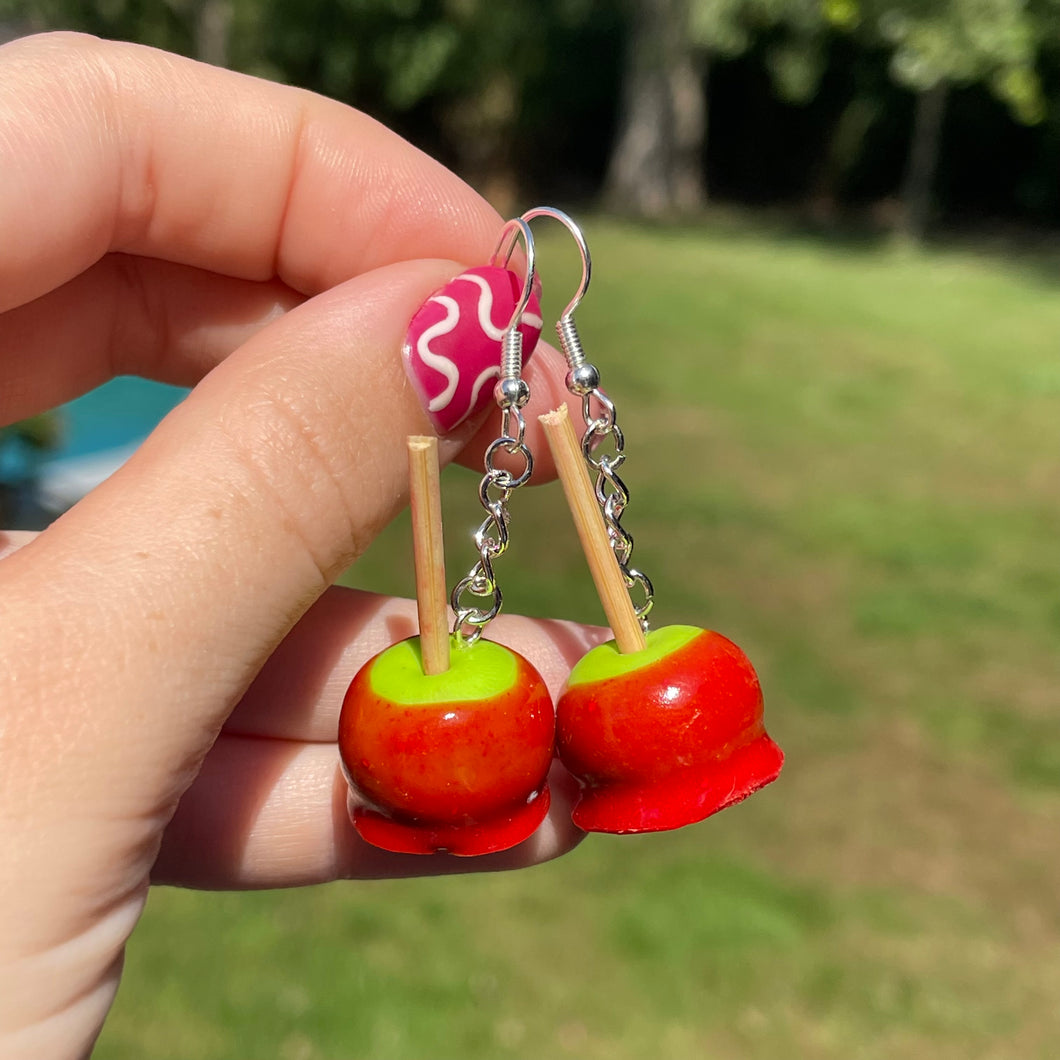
xmin=566 ymin=363 xmax=601 ymax=396
xmin=495 ymin=376 xmax=531 ymax=409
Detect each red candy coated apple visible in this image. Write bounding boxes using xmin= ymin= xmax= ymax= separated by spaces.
xmin=339 ymin=636 xmax=555 ymax=855
xmin=556 ymin=624 xmax=783 ymax=833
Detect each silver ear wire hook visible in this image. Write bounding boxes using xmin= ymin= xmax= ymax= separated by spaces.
xmin=489 ymin=216 xmax=536 ymax=415
xmin=518 ymin=206 xmax=591 ymax=310
xmin=518 ymin=207 xmax=596 ymax=395
xmin=519 ymin=205 xmax=654 ymax=633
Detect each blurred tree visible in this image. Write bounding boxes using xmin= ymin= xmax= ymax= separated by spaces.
xmin=189 ymin=0 xmax=233 ymax=67
xmin=603 ymin=0 xmax=828 ymax=217
xmin=7 ymin=0 xmax=1060 ymax=229
xmin=0 ymin=0 xmax=252 ymax=62
xmin=603 ymin=0 xmax=707 ymax=216
xmin=0 ymin=0 xmax=177 ymax=51
xmin=805 ymin=53 xmax=885 ymax=222
xmin=0 ymin=0 xmax=584 ymax=211
xmin=828 ymin=0 xmax=1050 ymax=240
xmin=257 ymin=0 xmax=584 ymax=213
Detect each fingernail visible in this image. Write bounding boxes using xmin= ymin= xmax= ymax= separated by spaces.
xmin=403 ymin=267 xmax=543 ymax=433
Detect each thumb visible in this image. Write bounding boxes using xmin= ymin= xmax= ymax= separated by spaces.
xmin=0 ymin=257 xmax=583 ymax=1053
xmin=0 ymin=259 xmax=531 ymax=825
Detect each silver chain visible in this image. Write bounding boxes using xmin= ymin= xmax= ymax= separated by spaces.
xmin=519 ymin=206 xmax=654 ymax=633
xmin=578 ymin=385 xmax=654 ymax=630
xmin=451 ymin=208 xmax=655 ymax=640
xmin=450 ymin=215 xmax=536 ymax=647
xmin=450 ymin=405 xmax=533 ymax=645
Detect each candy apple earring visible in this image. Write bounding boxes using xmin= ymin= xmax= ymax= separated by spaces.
xmin=536 ymin=217 xmax=784 ymax=836
xmin=519 ymin=206 xmax=654 ymax=628
xmin=338 ymin=219 xmax=555 ymax=856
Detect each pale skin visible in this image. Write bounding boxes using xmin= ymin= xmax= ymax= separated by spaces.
xmin=0 ymin=33 xmax=607 ymax=1059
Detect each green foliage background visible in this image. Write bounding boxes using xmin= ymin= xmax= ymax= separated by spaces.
xmin=5 ymin=0 xmax=1060 ymax=224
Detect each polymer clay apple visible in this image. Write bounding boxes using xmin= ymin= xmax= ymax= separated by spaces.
xmin=338 ymin=436 xmax=554 ymax=856
xmin=556 ymin=625 xmax=782 ymax=833
xmin=339 ymin=632 xmax=554 ymax=855
xmin=341 ymin=223 xmax=558 ymax=855
xmin=541 ymin=405 xmax=783 ymax=834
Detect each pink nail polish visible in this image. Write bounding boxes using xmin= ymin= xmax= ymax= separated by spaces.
xmin=403 ymin=267 xmax=543 ymax=434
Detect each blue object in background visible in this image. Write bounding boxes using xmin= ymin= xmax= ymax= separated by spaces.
xmin=50 ymin=376 xmax=189 ymax=459
xmin=35 ymin=377 xmax=189 ymax=516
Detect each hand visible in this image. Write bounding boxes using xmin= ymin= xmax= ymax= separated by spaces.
xmin=0 ymin=33 xmax=603 ymax=1059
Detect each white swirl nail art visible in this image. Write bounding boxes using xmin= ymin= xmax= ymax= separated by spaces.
xmin=404 ymin=267 xmax=543 ymax=433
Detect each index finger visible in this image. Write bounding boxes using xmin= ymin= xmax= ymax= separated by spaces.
xmin=0 ymin=32 xmax=502 ymax=312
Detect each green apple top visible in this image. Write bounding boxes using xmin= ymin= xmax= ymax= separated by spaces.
xmin=566 ymin=625 xmax=701 ymax=684
xmin=369 ymin=636 xmax=524 ymax=705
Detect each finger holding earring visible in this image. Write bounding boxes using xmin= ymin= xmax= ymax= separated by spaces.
xmin=339 ymin=219 xmax=557 ymax=857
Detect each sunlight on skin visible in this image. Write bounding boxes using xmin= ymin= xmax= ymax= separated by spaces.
xmin=0 ymin=33 xmax=600 ymax=1060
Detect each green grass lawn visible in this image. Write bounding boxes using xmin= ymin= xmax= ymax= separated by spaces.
xmin=95 ymin=220 xmax=1060 ymax=1059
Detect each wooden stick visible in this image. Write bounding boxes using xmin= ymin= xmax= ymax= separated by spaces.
xmin=407 ymin=436 xmax=450 ymax=674
xmin=539 ymin=405 xmax=646 ymax=654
